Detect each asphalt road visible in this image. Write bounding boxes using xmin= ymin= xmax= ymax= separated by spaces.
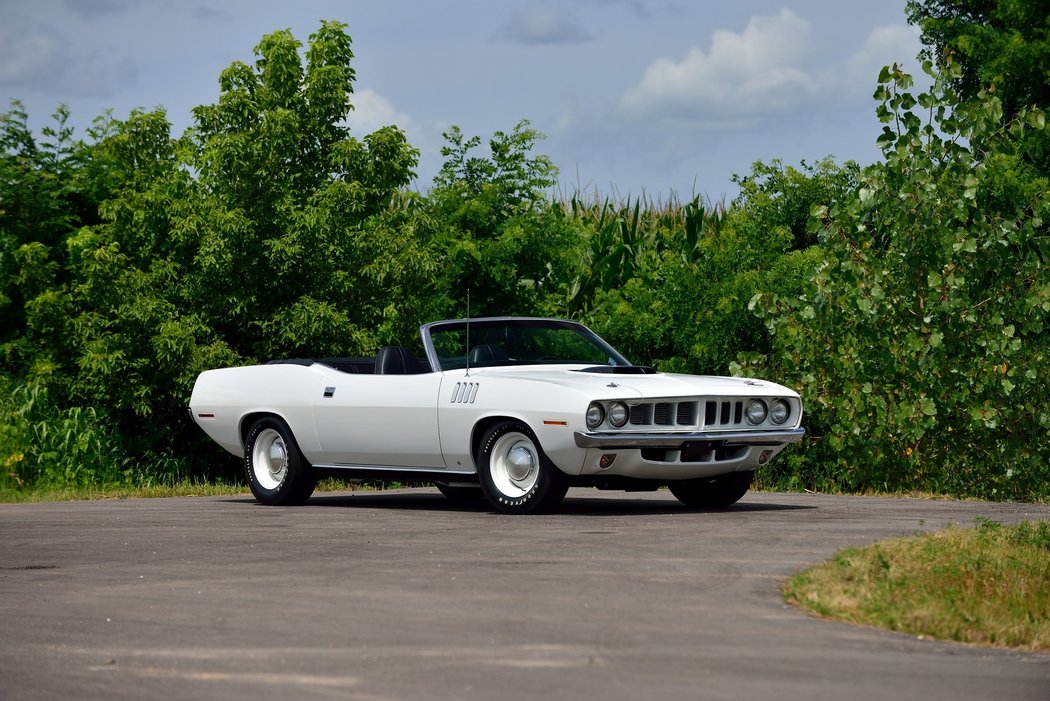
xmin=1 ymin=488 xmax=1048 ymax=701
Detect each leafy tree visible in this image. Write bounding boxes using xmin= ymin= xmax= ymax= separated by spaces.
xmin=426 ymin=120 xmax=571 ymax=317
xmin=907 ymin=0 xmax=1050 ymax=173
xmin=0 ymin=105 xmax=143 ymax=489
xmin=185 ymin=20 xmax=424 ymax=360
xmin=907 ymin=0 xmax=1050 ymax=119
xmin=732 ymin=158 xmax=860 ymax=251
xmin=748 ymin=62 xmax=1050 ymax=500
xmin=5 ymin=21 xmax=435 ymax=486
xmin=433 ymin=120 xmax=557 ymax=216
xmin=0 ymin=103 xmax=92 ymax=373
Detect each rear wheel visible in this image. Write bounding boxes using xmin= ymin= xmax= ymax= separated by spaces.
xmin=477 ymin=421 xmax=569 ymax=514
xmin=669 ymin=471 xmax=754 ymax=508
xmin=244 ymin=416 xmax=316 ymax=505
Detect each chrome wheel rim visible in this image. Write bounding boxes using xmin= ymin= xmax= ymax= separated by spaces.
xmin=252 ymin=428 xmax=288 ymax=490
xmin=490 ymin=432 xmax=539 ymax=497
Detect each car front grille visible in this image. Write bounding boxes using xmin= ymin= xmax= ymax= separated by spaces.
xmin=610 ymin=397 xmax=796 ymax=431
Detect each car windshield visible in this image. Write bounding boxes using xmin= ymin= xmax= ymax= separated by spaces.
xmin=424 ymin=318 xmax=631 ymax=371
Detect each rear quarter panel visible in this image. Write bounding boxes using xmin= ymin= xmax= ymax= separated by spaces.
xmin=189 ymin=365 xmax=326 ymax=459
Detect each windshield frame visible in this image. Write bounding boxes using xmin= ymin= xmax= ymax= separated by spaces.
xmin=420 ymin=317 xmax=632 ymax=372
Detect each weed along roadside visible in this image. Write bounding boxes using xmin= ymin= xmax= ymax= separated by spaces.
xmin=783 ymin=518 xmax=1050 ymax=652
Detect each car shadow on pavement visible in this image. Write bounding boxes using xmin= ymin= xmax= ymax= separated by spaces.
xmin=245 ymin=490 xmax=817 ymax=516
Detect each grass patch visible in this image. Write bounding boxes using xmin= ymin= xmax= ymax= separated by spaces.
xmin=783 ymin=518 xmax=1050 ymax=651
xmin=0 ymin=477 xmax=408 ymax=504
xmin=0 ymin=480 xmax=249 ymax=503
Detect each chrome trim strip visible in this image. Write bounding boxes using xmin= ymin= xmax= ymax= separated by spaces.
xmin=572 ymin=427 xmax=805 ymax=449
xmin=313 ymin=464 xmax=477 ymax=476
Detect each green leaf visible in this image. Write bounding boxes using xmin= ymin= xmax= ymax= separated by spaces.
xmin=1026 ymin=109 xmax=1046 ymax=130
xmin=962 ymin=175 xmax=978 ymax=200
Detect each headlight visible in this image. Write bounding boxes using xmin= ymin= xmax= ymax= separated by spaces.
xmin=745 ymin=399 xmax=768 ymax=425
xmin=586 ymin=402 xmax=605 ymax=429
xmin=608 ymin=402 xmax=629 ymax=427
xmin=769 ymin=399 xmax=791 ymax=425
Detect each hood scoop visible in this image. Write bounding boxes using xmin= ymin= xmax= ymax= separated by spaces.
xmin=574 ymin=365 xmax=658 ymax=375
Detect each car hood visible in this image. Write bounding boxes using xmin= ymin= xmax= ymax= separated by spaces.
xmin=461 ymin=366 xmax=800 ymax=400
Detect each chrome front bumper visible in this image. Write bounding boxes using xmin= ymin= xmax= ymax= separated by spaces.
xmin=573 ymin=427 xmax=805 ymax=449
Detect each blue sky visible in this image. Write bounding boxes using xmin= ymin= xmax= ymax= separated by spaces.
xmin=1 ymin=0 xmax=925 ymax=200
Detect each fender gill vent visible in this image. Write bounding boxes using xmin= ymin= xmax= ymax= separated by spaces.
xmin=451 ymin=382 xmax=479 ymax=404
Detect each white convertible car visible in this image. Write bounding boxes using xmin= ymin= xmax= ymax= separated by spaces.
xmin=189 ymin=317 xmax=804 ymax=513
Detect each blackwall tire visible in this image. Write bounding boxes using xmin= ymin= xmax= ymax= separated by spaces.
xmin=669 ymin=470 xmax=754 ymax=508
xmin=244 ymin=416 xmax=316 ymax=506
xmin=477 ymin=421 xmax=569 ymax=515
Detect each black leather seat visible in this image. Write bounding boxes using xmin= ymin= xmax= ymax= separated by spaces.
xmin=375 ymin=345 xmax=424 ymax=374
xmin=468 ymin=343 xmax=509 ymax=364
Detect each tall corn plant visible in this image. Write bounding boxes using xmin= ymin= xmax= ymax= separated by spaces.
xmin=563 ymin=193 xmax=726 ymax=314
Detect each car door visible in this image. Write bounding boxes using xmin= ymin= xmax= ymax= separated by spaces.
xmin=312 ymin=373 xmax=446 ymax=468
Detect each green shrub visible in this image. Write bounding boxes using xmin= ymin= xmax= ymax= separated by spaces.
xmin=0 ymin=378 xmax=135 ymax=489
xmin=747 ymin=63 xmax=1050 ymax=500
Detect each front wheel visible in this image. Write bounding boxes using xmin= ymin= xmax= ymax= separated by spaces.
xmin=477 ymin=421 xmax=569 ymax=514
xmin=244 ymin=416 xmax=316 ymax=505
xmin=669 ymin=471 xmax=754 ymax=508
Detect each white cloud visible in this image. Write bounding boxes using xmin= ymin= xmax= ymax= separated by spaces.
xmin=348 ymin=88 xmax=414 ymax=135
xmin=619 ymin=9 xmax=816 ymax=125
xmin=845 ymin=23 xmax=924 ymax=92
xmin=496 ymin=2 xmax=591 ymax=45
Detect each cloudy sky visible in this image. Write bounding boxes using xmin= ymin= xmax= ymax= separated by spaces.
xmin=1 ymin=0 xmax=925 ymax=199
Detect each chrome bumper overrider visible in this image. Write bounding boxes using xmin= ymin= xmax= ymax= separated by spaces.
xmin=573 ymin=427 xmax=805 ymax=449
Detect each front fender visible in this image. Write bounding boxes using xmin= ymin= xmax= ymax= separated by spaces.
xmin=438 ymin=375 xmax=591 ymax=476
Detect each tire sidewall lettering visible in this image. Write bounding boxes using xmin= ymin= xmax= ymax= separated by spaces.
xmin=482 ymin=423 xmax=539 ymax=506
xmin=496 ymin=483 xmax=539 ymax=507
xmin=477 ymin=420 xmax=568 ymax=514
